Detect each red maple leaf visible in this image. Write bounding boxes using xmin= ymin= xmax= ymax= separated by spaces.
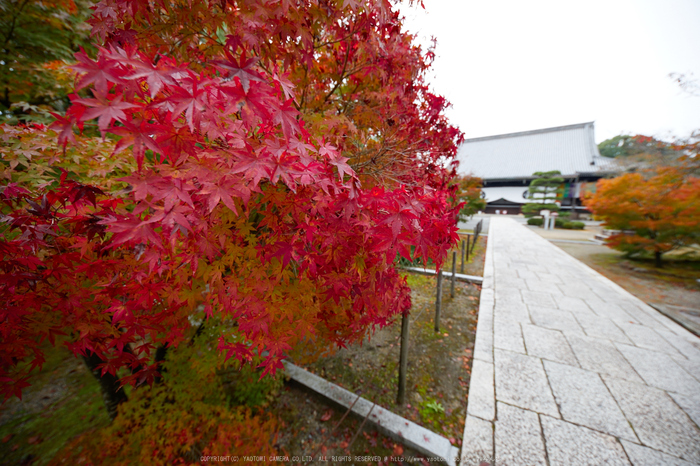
xmin=120 ymin=175 xmax=163 ymax=201
xmin=74 ymin=94 xmax=138 ymax=134
xmin=111 ymin=119 xmax=164 ymax=168
xmin=93 ymin=0 xmax=119 ymax=20
xmin=273 ymin=100 xmax=300 ymax=140
xmin=49 ymin=113 xmax=76 ymax=147
xmin=102 ymin=216 xmax=163 ymax=249
xmin=382 ymin=208 xmax=418 ymax=239
xmin=327 ymin=152 xmax=354 ymax=181
xmin=199 ymin=180 xmax=239 ymax=214
xmin=273 ymin=72 xmax=297 ymax=102
xmin=72 ymin=49 xmax=123 ymax=96
xmin=164 ymin=75 xmax=210 ymax=132
xmin=320 ymin=409 xmax=333 ymax=422
xmin=231 ymin=150 xmax=276 ymax=187
xmin=269 ymin=241 xmax=295 ymax=268
xmin=126 ymin=57 xmax=178 ymax=98
xmin=212 ymin=50 xmax=263 ymax=92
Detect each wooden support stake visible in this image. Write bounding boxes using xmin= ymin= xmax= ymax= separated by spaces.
xmin=466 ymin=235 xmax=471 ymax=262
xmin=397 ymin=312 xmax=410 ymax=405
xmin=460 ymin=239 xmax=465 ymax=274
xmin=450 ymin=251 xmax=456 ymax=298
xmin=434 ymin=269 xmax=443 ymax=332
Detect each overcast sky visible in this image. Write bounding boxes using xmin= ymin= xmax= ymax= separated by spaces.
xmin=399 ymin=0 xmax=700 ymax=144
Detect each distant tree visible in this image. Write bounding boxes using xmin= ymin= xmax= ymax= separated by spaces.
xmin=0 ymin=0 xmax=93 ymax=121
xmin=600 ymin=134 xmax=699 ymax=176
xmin=598 ymin=135 xmax=635 ymax=158
xmin=521 ymin=171 xmax=564 ymax=216
xmin=453 ymin=175 xmax=486 ymax=221
xmin=585 ymin=167 xmax=700 ymax=267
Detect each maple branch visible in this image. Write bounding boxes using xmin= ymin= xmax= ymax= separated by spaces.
xmin=313 ymin=17 xmax=362 ymax=50
xmin=299 ymin=64 xmax=309 ymax=109
xmin=322 ymin=40 xmax=352 ymax=104
xmin=1 ymin=0 xmax=31 ymax=48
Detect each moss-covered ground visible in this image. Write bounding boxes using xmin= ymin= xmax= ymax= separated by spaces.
xmin=0 ymin=341 xmax=110 ymax=466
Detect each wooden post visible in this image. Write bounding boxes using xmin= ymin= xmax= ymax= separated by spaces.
xmin=450 ymin=251 xmax=456 ymax=298
xmin=466 ymin=235 xmax=471 ymax=262
xmin=460 ymin=240 xmax=465 ymax=274
xmin=434 ymin=269 xmax=442 ymax=332
xmin=397 ymin=312 xmax=410 ymax=405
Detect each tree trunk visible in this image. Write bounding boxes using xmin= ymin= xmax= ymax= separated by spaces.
xmin=654 ymin=250 xmax=663 ymax=268
xmin=434 ymin=270 xmax=443 ymax=332
xmin=82 ymin=352 xmax=128 ymax=420
xmin=152 ymin=344 xmax=169 ymax=384
xmin=450 ymin=251 xmax=456 ymax=298
xmin=396 ymin=312 xmax=410 ymax=405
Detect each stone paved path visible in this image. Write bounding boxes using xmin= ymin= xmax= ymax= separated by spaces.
xmin=461 ymin=217 xmax=700 ymax=466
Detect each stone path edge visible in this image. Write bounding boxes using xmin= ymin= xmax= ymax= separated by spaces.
xmin=284 ymin=362 xmax=460 ymax=466
xmin=459 ymin=221 xmax=496 ymax=465
xmin=548 ymin=239 xmax=698 ymax=340
xmin=647 ymin=303 xmax=700 ymax=338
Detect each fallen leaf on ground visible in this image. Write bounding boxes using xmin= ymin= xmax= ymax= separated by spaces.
xmin=320 ymin=409 xmax=333 ymax=422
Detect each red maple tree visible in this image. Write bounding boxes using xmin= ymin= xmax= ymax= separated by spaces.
xmin=0 ymin=0 xmax=463 ymax=405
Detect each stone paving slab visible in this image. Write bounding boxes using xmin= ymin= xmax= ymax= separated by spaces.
xmin=494 ymin=349 xmax=559 ymax=417
xmin=466 ymin=359 xmax=495 ymax=421
xmin=494 ymin=403 xmax=546 ymax=465
xmin=522 ymin=324 xmax=578 ymax=366
xmin=574 ymin=313 xmax=633 ymax=344
xmin=621 ymin=440 xmax=698 ymax=466
xmin=617 ymin=321 xmax=686 ymax=359
xmin=614 ymin=343 xmax=700 ymax=396
xmin=541 ymin=416 xmax=631 ymax=466
xmin=460 ymin=415 xmax=494 ymax=466
xmin=668 ymin=392 xmax=700 ymax=432
xmin=460 ymin=217 xmax=700 ymax=466
xmin=529 ymin=305 xmax=584 ymax=334
xmin=493 ymin=320 xmax=525 ymax=354
xmin=656 ymin=329 xmax=700 ymax=361
xmin=493 ymin=301 xmax=530 ymax=324
xmin=544 ymin=361 xmax=637 ymax=442
xmin=565 ymin=333 xmax=644 ymax=383
xmin=603 ymin=375 xmax=700 ymax=463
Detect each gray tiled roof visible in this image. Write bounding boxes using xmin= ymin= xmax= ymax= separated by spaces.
xmin=456 ymin=122 xmax=618 ymax=180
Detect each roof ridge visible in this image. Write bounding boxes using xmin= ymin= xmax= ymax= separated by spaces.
xmin=462 ymin=121 xmax=595 ymax=143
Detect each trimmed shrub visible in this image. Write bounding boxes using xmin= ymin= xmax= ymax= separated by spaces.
xmin=526 ymin=217 xmax=583 ymax=229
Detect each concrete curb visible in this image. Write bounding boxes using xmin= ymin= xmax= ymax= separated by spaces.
xmin=459 ymin=220 xmax=496 ymax=465
xmin=284 ymin=362 xmax=460 ymax=466
xmin=548 ymin=239 xmax=604 ymax=245
xmin=402 ymin=267 xmax=484 ymax=284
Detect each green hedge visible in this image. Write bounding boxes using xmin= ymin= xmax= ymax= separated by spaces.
xmin=527 ymin=217 xmax=584 ymax=230
xmin=563 ymin=221 xmax=585 ymax=230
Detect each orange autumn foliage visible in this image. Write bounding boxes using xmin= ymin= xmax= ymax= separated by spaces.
xmin=585 ymin=166 xmax=700 ymax=266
